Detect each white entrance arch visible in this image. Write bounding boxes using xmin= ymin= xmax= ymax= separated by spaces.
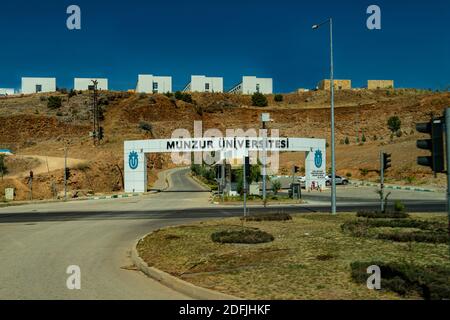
xmin=124 ymin=137 xmax=326 ymax=193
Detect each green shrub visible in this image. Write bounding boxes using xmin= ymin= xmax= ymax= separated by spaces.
xmin=74 ymin=162 xmax=90 ymax=171
xmin=359 ymin=168 xmax=369 ymax=177
xmin=241 ymin=212 xmax=292 ymax=222
xmin=394 ymin=200 xmax=405 ymax=213
xmin=387 ymin=116 xmax=401 ymax=133
xmin=174 ymin=91 xmax=193 ymax=103
xmin=274 ymin=94 xmax=283 ymax=102
xmin=252 ymin=92 xmax=268 ymax=107
xmin=68 ymin=89 xmax=77 ymax=99
xmin=211 ymin=228 xmax=274 ymax=244
xmin=271 ymin=179 xmax=281 ymax=195
xmin=139 ymin=121 xmax=153 ymax=133
xmin=350 ymin=261 xmax=450 ymax=300
xmin=47 ymin=96 xmax=62 ymax=109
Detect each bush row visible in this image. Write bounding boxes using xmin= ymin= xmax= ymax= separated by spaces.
xmin=211 ymin=228 xmax=274 ymax=244
xmin=351 ymin=261 xmax=450 ymax=300
xmin=241 ymin=213 xmax=292 ymax=222
xmin=341 ymin=219 xmax=448 ymax=243
xmin=356 ymin=210 xmax=409 ymax=219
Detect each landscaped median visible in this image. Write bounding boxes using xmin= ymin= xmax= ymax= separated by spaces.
xmin=135 ymin=212 xmax=449 ymax=300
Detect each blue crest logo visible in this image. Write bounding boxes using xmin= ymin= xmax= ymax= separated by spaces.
xmin=129 ymin=151 xmax=139 ymax=170
xmin=314 ymin=150 xmax=323 ymax=168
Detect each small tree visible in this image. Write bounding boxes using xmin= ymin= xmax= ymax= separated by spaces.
xmin=344 ymin=137 xmax=350 ymax=145
xmin=274 ymin=94 xmax=283 ymax=102
xmin=0 ymin=155 xmax=8 ymax=180
xmin=361 ymin=134 xmax=366 ymax=143
xmin=387 ymin=116 xmax=401 ymax=134
xmin=139 ymin=121 xmax=153 ymax=137
xmin=47 ymin=96 xmax=62 ymax=109
xmin=252 ymin=92 xmax=268 ymax=107
xmin=271 ymin=179 xmax=281 ymax=195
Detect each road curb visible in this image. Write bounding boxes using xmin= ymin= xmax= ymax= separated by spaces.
xmin=89 ymin=193 xmax=142 ymax=200
xmin=131 ymin=233 xmax=241 ymax=300
xmin=350 ymin=181 xmax=439 ymax=193
xmin=188 ymin=173 xmax=212 ymax=192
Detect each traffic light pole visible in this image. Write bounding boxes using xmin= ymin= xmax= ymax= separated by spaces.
xmin=64 ymin=146 xmax=68 ymax=201
xmin=380 ymin=151 xmax=384 ymax=213
xmin=243 ymin=156 xmax=247 ymax=217
xmin=445 ymin=108 xmax=450 ymax=250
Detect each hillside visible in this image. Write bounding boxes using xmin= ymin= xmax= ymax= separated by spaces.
xmin=1 ymin=89 xmax=449 ymax=200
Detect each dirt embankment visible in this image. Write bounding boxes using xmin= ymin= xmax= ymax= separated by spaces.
xmin=0 ymin=89 xmax=449 ymax=200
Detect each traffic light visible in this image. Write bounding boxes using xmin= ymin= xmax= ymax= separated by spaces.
xmin=292 ymin=165 xmax=300 ymax=173
xmin=416 ymin=117 xmax=444 ymax=173
xmin=244 ymin=156 xmax=250 ymax=178
xmin=382 ymin=153 xmax=391 ymax=171
xmin=65 ymin=168 xmax=71 ymax=180
xmin=98 ymin=127 xmax=104 ymax=140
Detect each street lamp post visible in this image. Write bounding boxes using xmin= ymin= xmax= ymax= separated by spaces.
xmin=312 ymin=18 xmax=337 ymax=215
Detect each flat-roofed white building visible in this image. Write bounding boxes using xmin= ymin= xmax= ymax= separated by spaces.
xmin=21 ymin=77 xmax=56 ymax=94
xmin=229 ymin=76 xmax=273 ymax=94
xmin=0 ymin=88 xmax=15 ymax=96
xmin=183 ymin=75 xmax=223 ymax=93
xmin=74 ymin=78 xmax=108 ymax=91
xmin=136 ymin=74 xmax=172 ymax=94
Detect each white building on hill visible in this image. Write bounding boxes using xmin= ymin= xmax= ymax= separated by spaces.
xmin=229 ymin=76 xmax=273 ymax=94
xmin=0 ymin=88 xmax=15 ymax=96
xmin=21 ymin=77 xmax=56 ymax=94
xmin=183 ymin=75 xmax=223 ymax=93
xmin=74 ymin=78 xmax=108 ymax=91
xmin=136 ymin=74 xmax=172 ymax=94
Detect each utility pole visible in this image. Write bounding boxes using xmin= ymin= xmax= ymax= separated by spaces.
xmin=261 ymin=113 xmax=270 ymax=207
xmin=243 ymin=155 xmax=249 ymax=217
xmin=91 ymin=80 xmax=99 ymax=145
xmin=312 ymin=18 xmax=336 ymax=214
xmin=28 ymin=170 xmax=33 ymax=201
xmin=380 ymin=151 xmax=384 ymax=213
xmin=64 ymin=145 xmax=68 ymax=201
xmin=221 ymin=159 xmax=225 ymax=202
xmin=445 ymin=108 xmax=450 ymax=254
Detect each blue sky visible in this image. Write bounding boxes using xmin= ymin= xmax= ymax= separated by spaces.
xmin=0 ymin=0 xmax=448 ymax=92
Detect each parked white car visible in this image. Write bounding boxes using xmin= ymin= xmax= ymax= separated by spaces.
xmin=325 ymin=175 xmax=349 ymax=186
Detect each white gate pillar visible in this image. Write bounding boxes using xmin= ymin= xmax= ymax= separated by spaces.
xmin=124 ymin=142 xmax=147 ymax=193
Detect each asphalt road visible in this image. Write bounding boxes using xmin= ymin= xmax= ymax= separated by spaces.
xmin=0 ymin=168 xmax=446 ymax=299
xmin=0 ymin=168 xmax=212 ymax=300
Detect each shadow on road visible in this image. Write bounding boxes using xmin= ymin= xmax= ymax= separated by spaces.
xmin=0 ymin=200 xmax=445 ymax=224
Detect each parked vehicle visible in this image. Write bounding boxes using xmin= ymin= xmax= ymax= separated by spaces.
xmin=325 ymin=175 xmax=349 ymax=186
xmin=296 ymin=176 xmax=306 ymax=188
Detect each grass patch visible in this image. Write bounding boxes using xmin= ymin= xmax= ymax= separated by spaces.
xmin=211 ymin=228 xmax=274 ymax=244
xmin=136 ymin=213 xmax=449 ymax=299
